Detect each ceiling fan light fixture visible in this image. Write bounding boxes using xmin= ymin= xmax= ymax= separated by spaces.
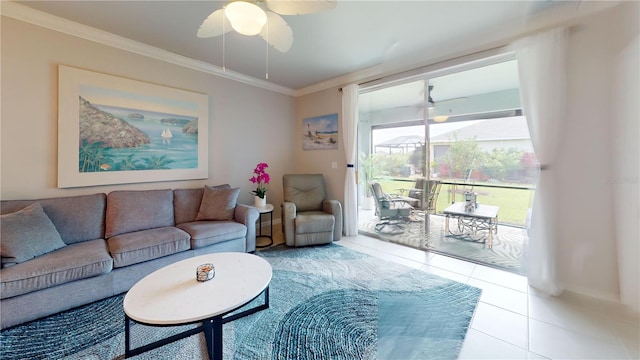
xmin=225 ymin=1 xmax=267 ymax=36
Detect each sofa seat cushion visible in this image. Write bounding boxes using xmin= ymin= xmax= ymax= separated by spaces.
xmin=107 ymin=227 xmax=190 ymax=268
xmin=0 ymin=239 xmax=113 ymax=299
xmin=177 ymin=221 xmax=247 ymax=249
xmin=295 ymin=211 xmax=335 ymax=234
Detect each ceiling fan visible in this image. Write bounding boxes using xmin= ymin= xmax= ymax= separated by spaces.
xmin=197 ymin=0 xmax=337 ymax=53
xmin=427 ymin=85 xmax=468 ymax=106
xmin=427 ymin=85 xmax=468 ymax=123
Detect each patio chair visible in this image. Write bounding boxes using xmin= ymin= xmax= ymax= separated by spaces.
xmin=408 ymin=178 xmax=441 ymax=213
xmin=370 ymin=181 xmax=413 ymax=233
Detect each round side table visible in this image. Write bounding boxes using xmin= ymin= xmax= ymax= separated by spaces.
xmin=254 ymin=203 xmax=274 ymax=248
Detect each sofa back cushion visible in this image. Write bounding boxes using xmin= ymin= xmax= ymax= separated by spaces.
xmin=173 ymin=184 xmax=230 ymax=224
xmin=0 ymin=193 xmax=106 ymax=245
xmin=106 ymin=189 xmax=174 ymax=238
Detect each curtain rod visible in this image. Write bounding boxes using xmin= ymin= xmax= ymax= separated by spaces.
xmin=338 ymin=77 xmax=384 ymax=92
xmin=338 ymin=44 xmax=512 ymax=94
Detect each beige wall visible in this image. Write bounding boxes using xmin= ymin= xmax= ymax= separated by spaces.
xmin=0 ymin=17 xmax=296 ymax=219
xmin=294 ymin=87 xmax=346 ymax=203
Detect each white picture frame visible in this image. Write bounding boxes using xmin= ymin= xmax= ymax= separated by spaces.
xmin=302 ymin=113 xmax=339 ymax=150
xmin=57 ymin=65 xmax=208 ymax=188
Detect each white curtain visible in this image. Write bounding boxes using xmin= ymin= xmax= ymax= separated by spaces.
xmin=515 ymin=27 xmax=569 ymax=296
xmin=341 ymin=84 xmax=359 ymax=236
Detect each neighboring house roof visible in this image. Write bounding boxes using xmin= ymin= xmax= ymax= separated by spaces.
xmin=376 ymin=135 xmax=425 ymax=148
xmin=431 ymin=116 xmax=530 ymax=143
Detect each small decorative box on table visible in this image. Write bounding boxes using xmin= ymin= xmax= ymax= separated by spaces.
xmin=196 ymin=263 xmax=215 ymax=282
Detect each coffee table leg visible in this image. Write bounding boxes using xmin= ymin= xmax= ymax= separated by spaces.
xmin=125 ymin=315 xmax=131 ymax=358
xmin=203 ymin=319 xmax=213 ymax=360
xmin=203 ymin=317 xmax=223 ymax=360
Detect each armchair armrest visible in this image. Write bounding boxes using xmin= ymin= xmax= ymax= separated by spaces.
xmin=323 ymin=199 xmax=343 ymax=241
xmin=281 ymin=202 xmax=297 ymax=247
xmin=234 ymin=204 xmax=259 ymax=252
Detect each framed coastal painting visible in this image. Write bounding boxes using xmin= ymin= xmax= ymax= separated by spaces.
xmin=57 ymin=65 xmax=208 ymax=188
xmin=303 ymin=113 xmax=338 ymax=150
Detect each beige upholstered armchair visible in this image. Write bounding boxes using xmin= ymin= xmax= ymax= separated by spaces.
xmin=281 ymin=174 xmax=342 ymax=247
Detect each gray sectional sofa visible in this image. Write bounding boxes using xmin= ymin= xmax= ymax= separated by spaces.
xmin=0 ymin=185 xmax=259 ymax=329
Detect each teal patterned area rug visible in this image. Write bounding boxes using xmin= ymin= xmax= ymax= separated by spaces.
xmin=0 ymin=244 xmax=481 ymax=360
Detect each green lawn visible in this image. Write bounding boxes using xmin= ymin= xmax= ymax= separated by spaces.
xmin=375 ymin=178 xmax=535 ymax=227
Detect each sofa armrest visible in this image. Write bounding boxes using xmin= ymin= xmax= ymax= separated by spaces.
xmin=281 ymin=202 xmax=297 ymax=247
xmin=234 ymin=204 xmax=259 ymax=252
xmin=323 ymin=200 xmax=343 ymax=241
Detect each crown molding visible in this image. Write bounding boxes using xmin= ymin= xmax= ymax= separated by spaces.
xmin=0 ymin=1 xmax=295 ymax=96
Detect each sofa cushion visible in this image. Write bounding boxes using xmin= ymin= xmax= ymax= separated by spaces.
xmin=107 ymin=227 xmax=191 ymax=268
xmin=177 ymin=221 xmax=247 ymax=249
xmin=1 ymin=203 xmax=67 ymax=267
xmin=0 ymin=239 xmax=113 ymax=299
xmin=1 ymin=193 xmax=106 ymax=245
xmin=195 ymin=187 xmax=240 ymax=221
xmin=106 ymin=189 xmax=174 ymax=238
xmin=174 ymin=184 xmax=230 ymax=225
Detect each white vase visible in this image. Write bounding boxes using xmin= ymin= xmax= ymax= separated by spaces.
xmin=254 ymin=195 xmax=266 ymax=207
xmin=361 ymin=196 xmax=375 ymax=210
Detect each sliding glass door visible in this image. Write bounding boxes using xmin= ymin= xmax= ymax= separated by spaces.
xmin=357 ymin=54 xmax=537 ymax=274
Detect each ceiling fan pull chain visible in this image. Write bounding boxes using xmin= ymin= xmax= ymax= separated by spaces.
xmin=222 ymin=11 xmax=226 ymax=73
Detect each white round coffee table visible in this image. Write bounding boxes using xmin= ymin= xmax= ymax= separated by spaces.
xmin=123 ymin=252 xmax=272 ymax=360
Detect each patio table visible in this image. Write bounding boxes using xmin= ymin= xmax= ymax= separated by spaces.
xmin=443 ymin=202 xmax=499 ymax=248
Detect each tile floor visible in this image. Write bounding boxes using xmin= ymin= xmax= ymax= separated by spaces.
xmin=336 ymin=234 xmax=640 ymax=360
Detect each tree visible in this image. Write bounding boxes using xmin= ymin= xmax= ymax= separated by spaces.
xmin=409 ymin=145 xmax=426 ymax=175
xmin=483 ymin=148 xmax=523 ymax=181
xmin=446 ymin=134 xmax=484 ymax=181
xmin=114 ymin=154 xmax=143 ymax=171
xmin=380 ymin=153 xmax=409 ymax=176
xmin=79 ymin=140 xmax=113 ymax=172
xmin=142 ymin=155 xmax=174 ymax=170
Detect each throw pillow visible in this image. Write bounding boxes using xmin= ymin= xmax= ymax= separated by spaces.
xmin=0 ymin=202 xmax=67 ymax=267
xmin=195 ymin=186 xmax=240 ymax=221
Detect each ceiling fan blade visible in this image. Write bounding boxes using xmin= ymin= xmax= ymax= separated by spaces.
xmin=264 ymin=0 xmax=337 ymax=15
xmin=260 ymin=12 xmax=293 ymax=53
xmin=436 ymin=96 xmax=469 ymax=104
xmin=425 ymin=85 xmax=468 ymax=105
xmin=196 ymin=9 xmax=232 ymax=38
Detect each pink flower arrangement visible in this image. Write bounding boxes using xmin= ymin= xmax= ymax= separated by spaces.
xmin=249 ymin=162 xmax=270 ymax=199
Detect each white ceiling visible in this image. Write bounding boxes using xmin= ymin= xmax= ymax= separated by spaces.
xmin=9 ymin=1 xmax=614 ymax=93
